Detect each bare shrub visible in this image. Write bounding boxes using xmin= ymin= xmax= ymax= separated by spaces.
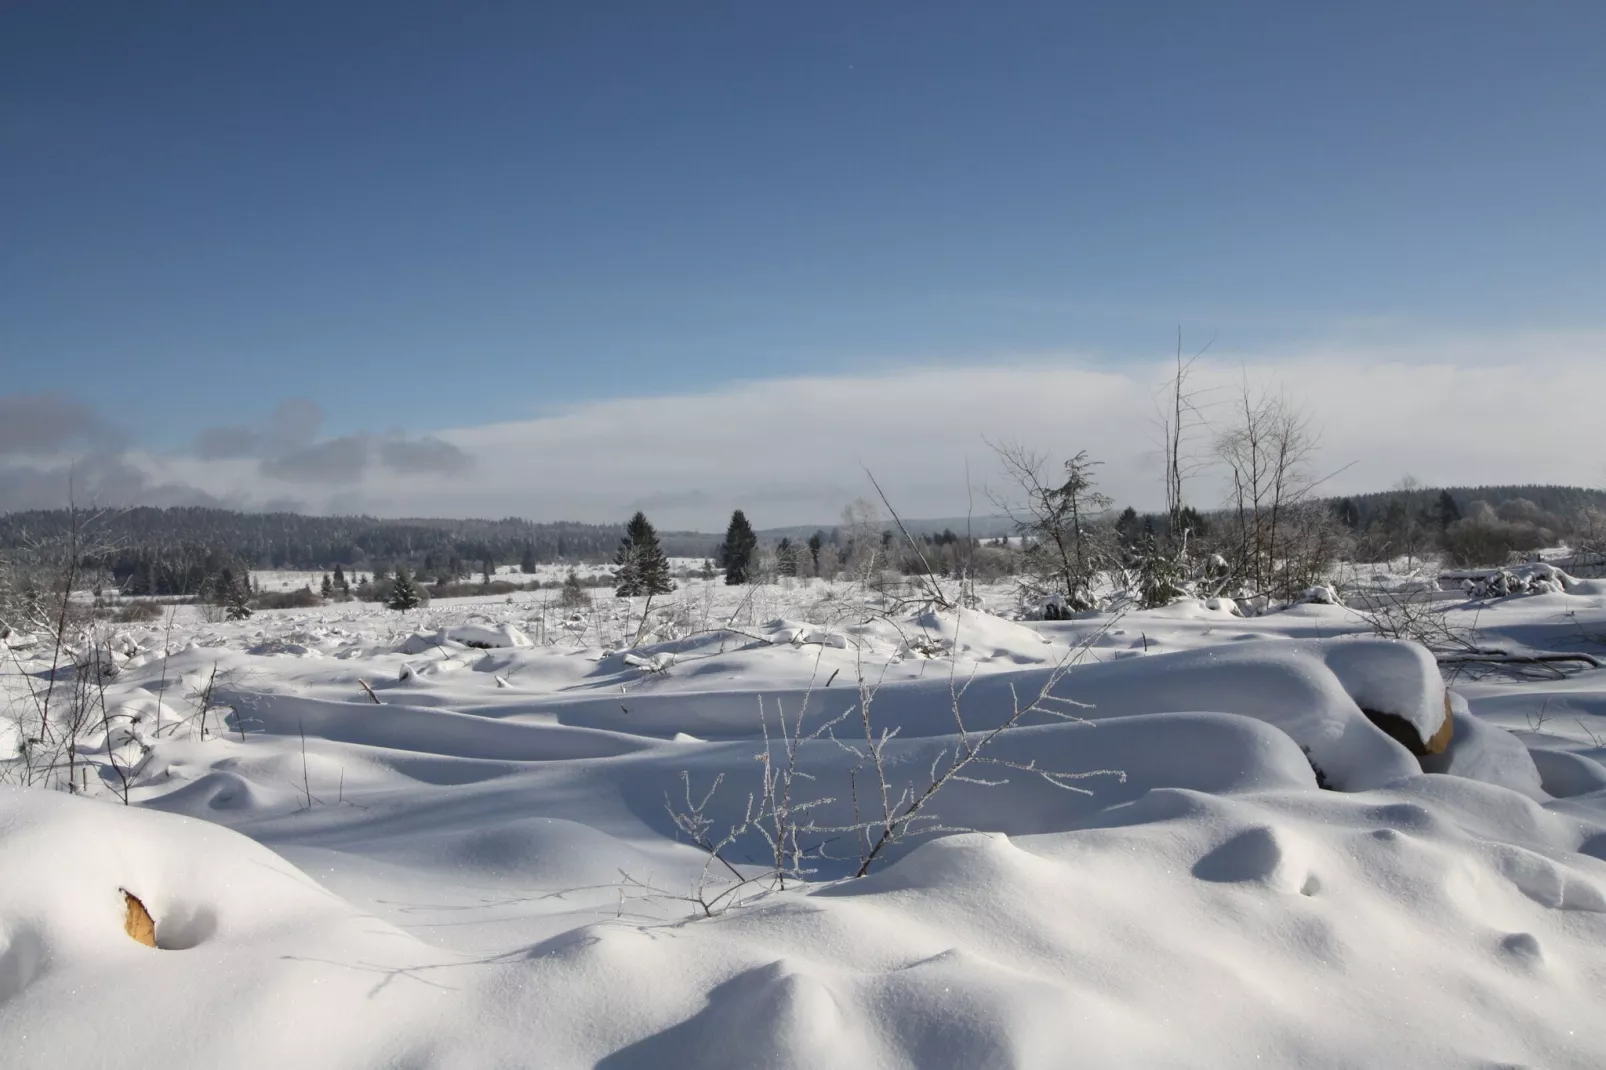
xmin=557 ymin=570 xmax=592 ymax=609
xmin=650 ymin=621 xmax=1126 ymax=916
xmin=1359 ymin=586 xmax=1478 ymax=654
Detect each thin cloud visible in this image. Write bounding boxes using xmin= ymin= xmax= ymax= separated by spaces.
xmin=0 ymin=393 xmax=115 ymax=457
xmin=378 ymin=435 xmax=473 ymax=476
xmin=259 ymin=436 xmax=370 ymax=485
xmin=194 ymin=397 xmax=326 ymax=460
xmin=194 ymin=426 xmax=262 ymax=460
xmin=0 ymin=451 xmax=224 ymax=511
xmin=10 ymin=329 xmax=1606 ymax=525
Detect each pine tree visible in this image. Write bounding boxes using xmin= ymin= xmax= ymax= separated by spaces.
xmin=1175 ymin=505 xmax=1209 ymax=540
xmin=225 ymin=573 xmax=253 ymax=620
xmin=1114 ymin=507 xmax=1143 ymax=565
xmin=614 ymin=512 xmax=673 ymax=597
xmin=388 ymin=567 xmax=423 ymax=610
xmin=214 ymin=567 xmax=241 ymax=607
xmin=1435 ymin=489 xmax=1461 ymax=531
xmin=718 ymin=509 xmax=759 ymax=585
xmin=1134 ymin=533 xmax=1187 ymax=609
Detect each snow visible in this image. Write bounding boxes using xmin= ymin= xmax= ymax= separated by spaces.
xmin=4 ymin=573 xmax=1606 ymax=1067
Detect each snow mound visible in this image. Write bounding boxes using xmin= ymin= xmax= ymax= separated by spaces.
xmin=762 ymin=619 xmax=849 ymax=648
xmin=395 ymin=630 xmax=466 ymax=654
xmin=1317 ymin=638 xmax=1448 ymax=744
xmin=6 ymin=574 xmax=1606 ymax=1067
xmin=443 ymin=622 xmax=533 ymax=649
xmin=1527 ymin=748 xmax=1606 ymax=799
xmin=1421 ymin=703 xmax=1547 ymax=801
xmin=0 ymin=788 xmax=457 ymax=1065
xmin=536 ymin=637 xmax=1448 ymax=791
xmin=1012 ymin=637 xmax=1447 ymax=790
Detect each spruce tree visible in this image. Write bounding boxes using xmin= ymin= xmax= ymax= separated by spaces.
xmin=320 ymin=573 xmax=333 ymax=599
xmin=718 ymin=509 xmax=759 ymax=585
xmin=225 ymin=573 xmax=253 ymax=620
xmin=214 ymin=567 xmax=236 ymax=606
xmin=776 ymin=536 xmax=798 ymax=577
xmin=1435 ymin=489 xmax=1461 ymax=531
xmin=520 ymin=543 xmax=537 ymax=574
xmin=1332 ymin=497 xmax=1361 ymax=531
xmin=333 ymin=565 xmax=347 ymax=589
xmin=1175 ymin=505 xmax=1208 ymax=540
xmin=387 ymin=567 xmax=423 ymax=610
xmin=1114 ymin=507 xmax=1143 ymax=566
xmin=1135 ymin=533 xmax=1187 ymax=610
xmin=614 ymin=512 xmax=672 ymax=597
xmin=807 ymin=531 xmax=824 ymax=573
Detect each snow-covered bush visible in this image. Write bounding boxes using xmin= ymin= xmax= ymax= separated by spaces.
xmin=1463 ymin=562 xmax=1571 ymax=599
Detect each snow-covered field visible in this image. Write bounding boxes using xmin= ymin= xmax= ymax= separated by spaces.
xmin=250 ymin=559 xmax=714 ymax=591
xmin=4 ymin=574 xmax=1606 ymax=1068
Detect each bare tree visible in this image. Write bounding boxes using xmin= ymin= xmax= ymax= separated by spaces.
xmin=1158 ymin=329 xmax=1214 ymax=542
xmin=988 ymin=444 xmax=1113 ymax=611
xmin=839 ymin=497 xmax=883 ymax=584
xmin=1212 ymin=379 xmax=1322 ymax=602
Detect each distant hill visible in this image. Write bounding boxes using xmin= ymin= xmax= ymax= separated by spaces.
xmin=0 ymin=507 xmax=715 ymax=571
xmin=1323 ymin=484 xmax=1606 ymax=530
xmin=2 ymin=486 xmax=1599 ymax=576
xmin=0 ymin=505 xmax=1016 ymax=572
xmin=756 ymin=515 xmax=1016 ymax=542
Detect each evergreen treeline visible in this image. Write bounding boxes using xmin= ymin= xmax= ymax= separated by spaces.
xmin=1326 ymin=485 xmax=1606 ymax=533
xmin=4 ymin=484 xmax=1602 ymax=599
xmin=0 ymin=507 xmax=718 ymax=583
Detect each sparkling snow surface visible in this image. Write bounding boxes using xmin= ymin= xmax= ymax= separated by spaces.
xmin=3 ymin=576 xmax=1605 ymax=1068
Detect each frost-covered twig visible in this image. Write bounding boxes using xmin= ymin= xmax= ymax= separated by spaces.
xmin=843 ymin=612 xmax=1126 ymax=877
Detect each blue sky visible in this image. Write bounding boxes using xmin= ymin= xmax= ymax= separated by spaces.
xmin=2 ymin=2 xmax=1604 ymax=522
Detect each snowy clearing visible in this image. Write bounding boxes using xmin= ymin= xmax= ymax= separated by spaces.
xmin=4 ymin=575 xmax=1606 ymax=1068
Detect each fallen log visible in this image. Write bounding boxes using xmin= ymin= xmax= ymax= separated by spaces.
xmin=1436 ymin=651 xmax=1602 ymax=669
